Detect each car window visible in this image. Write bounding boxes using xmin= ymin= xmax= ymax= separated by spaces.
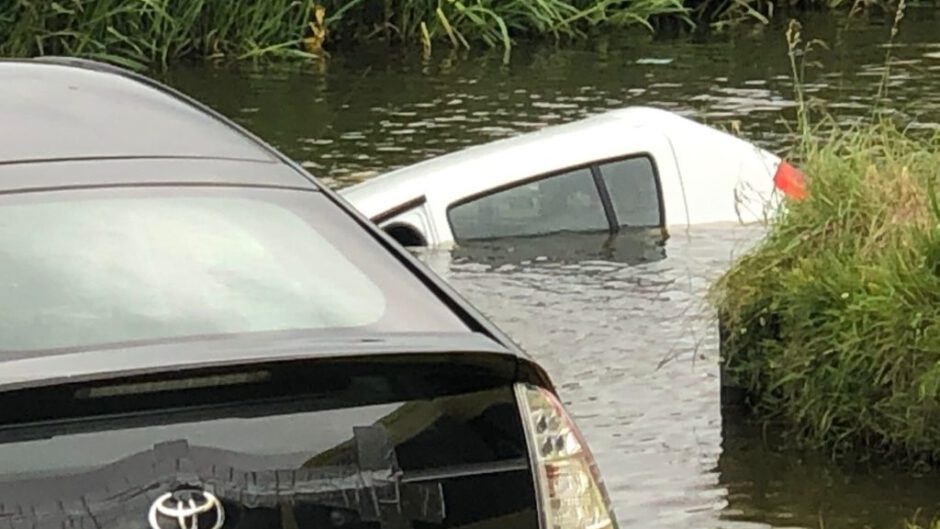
xmin=598 ymin=156 xmax=662 ymax=227
xmin=0 ymin=187 xmax=466 ymax=353
xmin=448 ymin=167 xmax=608 ymax=241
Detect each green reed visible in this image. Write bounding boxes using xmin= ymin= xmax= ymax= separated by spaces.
xmin=318 ymin=0 xmax=692 ymax=52
xmin=908 ymin=519 xmax=940 ymax=529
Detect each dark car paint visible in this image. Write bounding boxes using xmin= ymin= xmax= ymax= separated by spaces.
xmin=0 ymin=62 xmax=275 ymax=164
xmin=0 ymin=332 xmax=528 ymax=393
xmin=0 ymin=338 xmax=534 ymax=432
xmin=0 ymin=355 xmax=542 ymax=529
xmin=0 ymin=58 xmax=550 ymax=391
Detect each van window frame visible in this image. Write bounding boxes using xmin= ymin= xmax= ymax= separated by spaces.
xmin=371 ymin=195 xmax=427 ymax=225
xmin=445 ymin=153 xmax=664 ymax=242
xmin=594 ymin=153 xmax=666 ymax=229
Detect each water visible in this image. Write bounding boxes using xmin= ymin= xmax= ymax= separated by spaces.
xmin=164 ymin=11 xmax=940 ymax=528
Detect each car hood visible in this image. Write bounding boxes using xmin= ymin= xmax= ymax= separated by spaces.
xmin=0 ymin=331 xmax=518 ymax=393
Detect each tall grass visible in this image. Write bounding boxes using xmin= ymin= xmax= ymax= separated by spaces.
xmin=0 ymin=0 xmax=320 ymax=69
xmin=0 ymin=0 xmax=896 ymax=68
xmin=0 ymin=0 xmax=693 ymax=68
xmin=909 ymin=520 xmax=940 ymax=529
xmin=711 ymin=6 xmax=940 ymax=465
xmin=713 ymin=119 xmax=940 ymax=463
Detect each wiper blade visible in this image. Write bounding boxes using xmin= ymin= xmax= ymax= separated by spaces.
xmin=0 ymin=426 xmax=443 ymax=529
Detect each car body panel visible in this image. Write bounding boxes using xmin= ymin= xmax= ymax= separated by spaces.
xmin=340 ymin=106 xmax=781 ymax=246
xmin=628 ymin=108 xmax=781 ymax=226
xmin=0 ymin=332 xmax=528 ymax=393
xmin=0 ymin=157 xmax=314 ymax=192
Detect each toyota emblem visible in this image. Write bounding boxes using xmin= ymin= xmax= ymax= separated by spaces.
xmin=148 ymin=489 xmax=225 ymax=529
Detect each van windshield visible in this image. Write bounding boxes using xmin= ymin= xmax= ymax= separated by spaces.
xmin=0 ymin=187 xmax=466 ymax=353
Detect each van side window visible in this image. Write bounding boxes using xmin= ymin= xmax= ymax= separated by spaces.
xmin=448 ymin=168 xmax=608 ymax=241
xmin=598 ymin=156 xmax=662 ymax=227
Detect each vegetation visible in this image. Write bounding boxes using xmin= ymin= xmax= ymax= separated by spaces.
xmin=714 ymin=116 xmax=940 ymax=464
xmin=710 ymin=5 xmax=940 ymax=465
xmin=0 ymin=0 xmax=693 ymax=68
xmin=909 ymin=521 xmax=940 ymax=529
xmin=0 ymin=0 xmax=896 ymax=68
xmin=0 ymin=0 xmax=321 ymax=69
xmin=316 ymin=0 xmax=690 ymax=52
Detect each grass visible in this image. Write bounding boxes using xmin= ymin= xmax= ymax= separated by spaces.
xmin=908 ymin=521 xmax=940 ymax=529
xmin=710 ymin=7 xmax=940 ymax=466
xmin=0 ymin=0 xmax=321 ymax=69
xmin=713 ymin=118 xmax=940 ymax=463
xmin=0 ymin=0 xmax=693 ymax=67
xmin=0 ymin=0 xmax=898 ymax=68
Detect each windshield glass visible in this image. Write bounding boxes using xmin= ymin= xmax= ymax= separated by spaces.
xmin=0 ymin=186 xmax=466 ymax=353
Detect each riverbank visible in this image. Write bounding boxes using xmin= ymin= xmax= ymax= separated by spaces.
xmin=0 ymin=0 xmax=898 ymax=68
xmin=711 ymin=115 xmax=940 ymax=465
xmin=707 ymin=9 xmax=940 ymax=469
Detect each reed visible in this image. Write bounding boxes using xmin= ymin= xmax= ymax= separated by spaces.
xmin=908 ymin=520 xmax=940 ymax=529
xmin=0 ymin=0 xmax=320 ymax=69
xmin=0 ymin=0 xmax=692 ymax=68
xmin=0 ymin=0 xmax=893 ymax=68
xmin=278 ymin=0 xmax=694 ymax=52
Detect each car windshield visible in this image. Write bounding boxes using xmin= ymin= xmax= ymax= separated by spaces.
xmin=0 ymin=186 xmax=466 ymax=353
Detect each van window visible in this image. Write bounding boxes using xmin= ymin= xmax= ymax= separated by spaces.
xmin=598 ymin=156 xmax=662 ymax=227
xmin=448 ymin=168 xmax=608 ymax=241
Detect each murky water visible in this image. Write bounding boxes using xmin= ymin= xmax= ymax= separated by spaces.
xmin=165 ymin=11 xmax=940 ymax=528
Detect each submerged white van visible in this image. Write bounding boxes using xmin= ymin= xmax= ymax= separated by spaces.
xmin=341 ymin=106 xmax=806 ymax=247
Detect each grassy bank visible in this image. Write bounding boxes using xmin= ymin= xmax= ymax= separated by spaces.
xmin=0 ymin=0 xmax=893 ymax=68
xmin=709 ymin=10 xmax=940 ymax=466
xmin=711 ymin=114 xmax=940 ymax=463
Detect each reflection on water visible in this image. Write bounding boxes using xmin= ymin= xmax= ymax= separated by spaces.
xmin=162 ymin=10 xmax=940 ymax=528
xmin=450 ymin=230 xmax=669 ymax=269
xmin=720 ymin=415 xmax=940 ymax=529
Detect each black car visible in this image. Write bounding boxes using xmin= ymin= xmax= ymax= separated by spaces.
xmin=0 ymin=58 xmax=617 ymax=529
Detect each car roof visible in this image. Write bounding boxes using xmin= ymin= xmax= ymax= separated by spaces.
xmin=0 ymin=58 xmax=318 ymax=190
xmin=339 ymin=106 xmax=682 ymax=218
xmin=0 ymin=59 xmax=279 ymax=163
